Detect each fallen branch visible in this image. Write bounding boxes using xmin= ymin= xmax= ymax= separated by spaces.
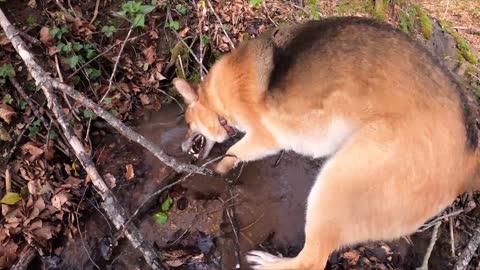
xmin=0 ymin=8 xmax=163 ymax=270
xmin=453 ymin=224 xmax=480 ymax=270
xmin=11 ymin=246 xmax=37 ymax=270
xmin=417 ymin=222 xmax=441 ymax=270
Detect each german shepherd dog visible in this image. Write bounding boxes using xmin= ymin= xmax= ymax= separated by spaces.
xmin=173 ymin=17 xmax=480 ymax=269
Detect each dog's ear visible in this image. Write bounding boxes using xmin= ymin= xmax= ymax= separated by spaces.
xmin=173 ymin=78 xmax=198 ymax=105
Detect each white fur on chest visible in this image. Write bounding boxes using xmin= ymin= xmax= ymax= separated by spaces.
xmin=267 ymin=117 xmax=355 ymax=158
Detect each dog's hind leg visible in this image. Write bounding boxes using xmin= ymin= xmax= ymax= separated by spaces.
xmin=246 ymin=120 xmax=453 ymax=270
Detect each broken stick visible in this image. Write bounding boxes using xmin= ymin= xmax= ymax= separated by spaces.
xmin=453 ymin=224 xmax=480 ymax=270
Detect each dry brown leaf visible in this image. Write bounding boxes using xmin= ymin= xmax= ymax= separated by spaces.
xmin=27 ymin=180 xmax=42 ymax=195
xmin=0 ymin=124 xmax=11 ymax=141
xmin=140 ymin=94 xmax=150 ymax=105
xmin=0 ymin=33 xmax=10 ymax=46
xmin=21 ymin=142 xmax=44 ymax=161
xmin=39 ymin=27 xmax=54 ymax=46
xmin=0 ymin=240 xmax=18 ymax=269
xmin=48 ymin=46 xmax=60 ymax=56
xmin=125 ymin=164 xmax=135 ymax=181
xmin=0 ymin=104 xmax=16 ymax=124
xmin=52 ymin=191 xmax=70 ymax=210
xmin=179 ymin=27 xmax=190 ymax=38
xmin=341 ymin=250 xmax=361 ymax=265
xmin=143 ymin=46 xmax=156 ymax=65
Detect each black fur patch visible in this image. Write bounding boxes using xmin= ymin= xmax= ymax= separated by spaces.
xmin=266 ymin=17 xmax=478 ymax=150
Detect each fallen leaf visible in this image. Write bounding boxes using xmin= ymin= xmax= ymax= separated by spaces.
xmin=0 ymin=240 xmax=18 ymax=269
xmin=179 ymin=27 xmax=190 ymax=38
xmin=0 ymin=192 xmax=22 ymax=205
xmin=125 ymin=164 xmax=135 ymax=180
xmin=143 ymin=46 xmax=156 ymax=65
xmin=140 ymin=94 xmax=150 ymax=105
xmin=22 ymin=142 xmax=44 ymax=161
xmin=27 ymin=0 xmax=37 ymax=8
xmin=152 ymin=212 xmax=168 ymax=224
xmin=0 ymin=124 xmax=11 ymax=141
xmin=0 ymin=104 xmax=16 ymax=124
xmin=52 ymin=191 xmax=70 ymax=210
xmin=341 ymin=250 xmax=361 ymax=265
xmin=39 ymin=27 xmax=54 ymax=46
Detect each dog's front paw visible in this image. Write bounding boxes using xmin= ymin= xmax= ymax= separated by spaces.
xmin=213 ymin=155 xmax=238 ymax=175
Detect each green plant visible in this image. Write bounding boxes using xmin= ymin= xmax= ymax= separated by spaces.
xmin=83 ymin=109 xmax=97 ymax=120
xmin=101 ymin=25 xmax=117 ymax=37
xmin=114 ymin=1 xmax=155 ymax=27
xmin=167 ymin=21 xmax=180 ymax=31
xmin=398 ymin=7 xmax=416 ymax=33
xmin=2 ymin=95 xmax=13 ymax=105
xmin=152 ymin=196 xmax=173 ymax=224
xmin=85 ymin=68 xmax=101 ymax=80
xmin=306 ymin=0 xmax=320 ymax=19
xmin=49 ymin=26 xmax=69 ymax=40
xmin=26 ymin=15 xmax=36 ymax=26
xmin=249 ymin=0 xmax=264 ymax=9
xmin=440 ymin=21 xmax=478 ymax=64
xmin=414 ymin=6 xmax=432 ymax=39
xmin=175 ymin=4 xmax=188 ymax=15
xmin=0 ymin=64 xmax=14 ymax=78
xmin=28 ymin=119 xmax=42 ymax=137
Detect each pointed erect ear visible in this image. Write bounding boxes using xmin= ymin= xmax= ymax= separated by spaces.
xmin=173 ymin=78 xmax=198 ymax=105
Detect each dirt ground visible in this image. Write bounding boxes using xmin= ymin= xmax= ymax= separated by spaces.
xmin=1 ymin=0 xmax=480 ymax=270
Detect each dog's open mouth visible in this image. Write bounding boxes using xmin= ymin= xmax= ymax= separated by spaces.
xmin=188 ymin=134 xmax=206 ymax=160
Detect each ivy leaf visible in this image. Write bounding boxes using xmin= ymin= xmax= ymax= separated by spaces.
xmin=0 ymin=64 xmax=14 ymax=78
xmin=83 ymin=109 xmax=97 ymax=120
xmin=73 ymin=42 xmax=84 ymax=52
xmin=161 ymin=196 xmax=173 ymax=211
xmin=65 ymin=55 xmax=80 ymax=68
xmin=103 ymin=98 xmax=112 ymax=105
xmin=2 ymin=95 xmax=13 ymax=105
xmin=133 ymin=14 xmax=145 ymax=27
xmin=152 ymin=212 xmax=168 ymax=224
xmin=48 ymin=130 xmax=58 ymax=140
xmin=139 ymin=5 xmax=154 ymax=14
xmin=1 ymin=192 xmax=22 ymax=205
xmin=168 ymin=21 xmax=180 ymax=31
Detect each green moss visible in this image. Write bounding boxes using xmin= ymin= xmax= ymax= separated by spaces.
xmin=398 ymin=7 xmax=417 ymax=33
xmin=413 ymin=6 xmax=432 ymax=39
xmin=464 ymin=64 xmax=478 ymax=83
xmin=336 ymin=0 xmax=369 ymax=16
xmin=440 ymin=21 xmax=479 ymax=64
xmin=306 ymin=0 xmax=320 ymax=19
xmin=474 ymin=87 xmax=480 ymax=99
xmin=370 ymin=0 xmax=388 ymax=20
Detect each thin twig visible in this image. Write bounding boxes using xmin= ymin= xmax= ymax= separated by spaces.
xmin=450 ymin=216 xmax=456 ymax=257
xmin=5 ymin=166 xmax=11 ymax=192
xmin=55 ymin=54 xmax=81 ymax=122
xmin=5 ymin=116 xmax=34 ymax=163
xmin=102 ymin=25 xmax=134 ymax=103
xmin=206 ymin=0 xmax=235 ymax=49
xmin=67 ymin=42 xmax=118 ymax=79
xmin=225 ymin=187 xmax=241 ymax=270
xmin=90 ymin=0 xmax=101 ymax=24
xmin=417 ymin=209 xmax=463 ymax=232
xmin=11 ymin=246 xmax=37 ymax=270
xmin=168 ymin=10 xmax=208 ymax=75
xmin=417 ymin=222 xmax=441 ymax=270
xmin=155 ymin=88 xmax=184 ymax=112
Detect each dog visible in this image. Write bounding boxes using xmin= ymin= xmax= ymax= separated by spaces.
xmin=173 ymin=17 xmax=480 ymax=269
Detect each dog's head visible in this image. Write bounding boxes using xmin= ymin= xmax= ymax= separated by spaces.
xmin=173 ymin=78 xmax=230 ymax=160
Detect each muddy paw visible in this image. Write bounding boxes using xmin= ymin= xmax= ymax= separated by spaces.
xmin=246 ymin=250 xmax=283 ymax=269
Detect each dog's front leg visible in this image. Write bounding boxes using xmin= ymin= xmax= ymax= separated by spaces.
xmin=214 ymin=132 xmax=279 ymax=175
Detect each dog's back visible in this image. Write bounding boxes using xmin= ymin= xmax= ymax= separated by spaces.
xmin=175 ymin=17 xmax=480 ymax=270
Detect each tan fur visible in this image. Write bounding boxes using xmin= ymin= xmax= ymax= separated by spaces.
xmin=173 ymin=18 xmax=480 ymax=269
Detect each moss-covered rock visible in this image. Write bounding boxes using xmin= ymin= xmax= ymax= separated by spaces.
xmin=440 ymin=21 xmax=478 ymax=64
xmin=414 ymin=6 xmax=433 ymax=39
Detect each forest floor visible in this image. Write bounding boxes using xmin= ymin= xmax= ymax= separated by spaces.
xmin=0 ymin=0 xmax=480 ymax=269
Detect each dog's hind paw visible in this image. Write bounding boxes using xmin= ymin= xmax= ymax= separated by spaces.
xmin=246 ymin=250 xmax=285 ymax=269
